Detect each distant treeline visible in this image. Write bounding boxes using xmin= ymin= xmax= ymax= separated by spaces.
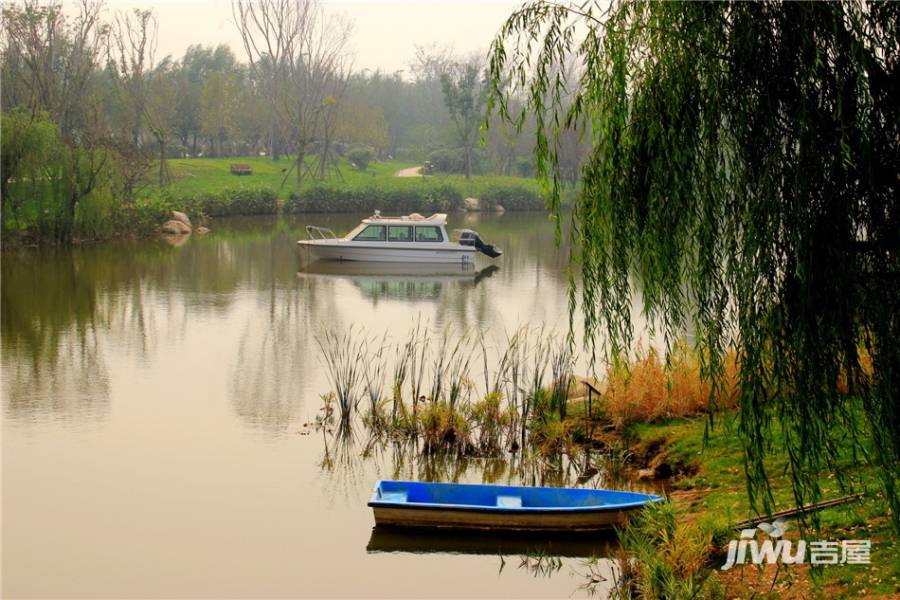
xmin=1 ymin=1 xmax=586 ymax=243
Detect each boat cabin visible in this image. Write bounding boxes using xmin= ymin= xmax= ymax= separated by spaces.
xmin=344 ymin=212 xmax=450 ymax=243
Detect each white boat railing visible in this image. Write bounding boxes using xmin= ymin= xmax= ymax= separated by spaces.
xmin=305 ymin=225 xmax=337 ymax=240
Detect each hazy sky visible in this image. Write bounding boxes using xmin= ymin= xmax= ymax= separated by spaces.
xmin=101 ymin=0 xmax=522 ymax=74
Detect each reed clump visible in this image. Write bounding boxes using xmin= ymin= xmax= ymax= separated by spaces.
xmin=314 ymin=327 xmax=366 ymax=422
xmin=315 ymin=324 xmax=742 ymax=459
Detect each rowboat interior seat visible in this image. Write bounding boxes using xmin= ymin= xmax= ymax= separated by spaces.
xmin=496 ymin=495 xmax=522 ymax=508
xmin=382 ymin=491 xmax=408 ymax=503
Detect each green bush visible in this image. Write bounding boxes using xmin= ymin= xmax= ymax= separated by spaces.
xmin=426 ymin=147 xmax=486 ymax=175
xmin=285 ymin=184 xmax=462 ymax=214
xmin=479 ymin=184 xmax=545 ymax=211
xmin=130 ymin=195 xmax=182 ymax=233
xmin=346 ymin=145 xmax=376 ymax=171
xmin=427 ymin=148 xmax=466 ymax=174
xmin=199 ymin=187 xmax=278 ymax=216
xmin=127 ymin=187 xmax=278 ymax=235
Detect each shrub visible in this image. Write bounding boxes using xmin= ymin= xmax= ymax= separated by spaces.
xmin=426 ymin=147 xmax=486 ymax=175
xmin=479 ymin=184 xmax=545 ymax=211
xmin=427 ymin=148 xmax=467 ymax=174
xmin=346 ymin=145 xmax=376 ymax=171
xmin=285 ymin=183 xmax=462 ymax=213
xmin=127 ymin=187 xmax=278 ymax=235
xmin=197 ymin=187 xmax=278 ymax=217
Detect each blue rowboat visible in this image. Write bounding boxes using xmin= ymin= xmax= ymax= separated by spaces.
xmin=368 ymin=480 xmax=662 ymax=532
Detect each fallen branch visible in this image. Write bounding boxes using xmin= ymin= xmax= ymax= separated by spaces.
xmin=732 ymin=493 xmax=864 ymax=530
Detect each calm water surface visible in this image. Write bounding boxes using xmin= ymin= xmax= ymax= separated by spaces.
xmin=2 ymin=213 xmax=650 ymax=598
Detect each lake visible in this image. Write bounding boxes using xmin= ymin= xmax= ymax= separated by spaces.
xmin=2 ymin=212 xmax=652 ymax=598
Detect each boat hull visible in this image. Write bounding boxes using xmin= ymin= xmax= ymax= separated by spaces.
xmin=371 ymin=505 xmax=637 ymax=532
xmin=297 ymin=240 xmax=476 ymax=264
xmin=368 ymin=480 xmax=661 ymax=533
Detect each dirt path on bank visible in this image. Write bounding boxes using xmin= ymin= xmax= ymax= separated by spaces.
xmin=394 ymin=166 xmax=423 ymax=177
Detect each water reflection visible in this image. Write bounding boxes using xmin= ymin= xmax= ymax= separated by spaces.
xmin=2 ymin=213 xmax=574 ymax=431
xmin=298 ymin=261 xmax=500 ymax=303
xmin=366 ymin=526 xmax=616 ymax=558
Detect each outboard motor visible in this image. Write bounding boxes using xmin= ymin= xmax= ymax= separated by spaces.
xmin=458 ymin=229 xmax=503 ymax=258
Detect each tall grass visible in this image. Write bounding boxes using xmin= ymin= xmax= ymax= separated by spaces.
xmin=314 ymin=327 xmax=366 ymax=422
xmin=362 ymin=333 xmax=389 ymax=428
xmin=599 ymin=341 xmax=739 ymax=429
xmin=611 ymin=500 xmax=721 ymax=600
xmin=390 ymin=338 xmax=409 ymax=423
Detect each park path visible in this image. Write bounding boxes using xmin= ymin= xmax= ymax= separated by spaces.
xmin=394 ymin=166 xmax=422 ymax=177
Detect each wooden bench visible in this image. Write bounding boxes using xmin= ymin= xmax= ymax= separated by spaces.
xmin=230 ymin=164 xmax=252 ymax=176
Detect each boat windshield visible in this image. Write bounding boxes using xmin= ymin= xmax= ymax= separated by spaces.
xmin=354 ymin=225 xmax=387 ymax=241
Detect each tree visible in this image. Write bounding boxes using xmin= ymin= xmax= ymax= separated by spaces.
xmin=173 ymin=44 xmax=241 ymax=156
xmin=144 ymin=62 xmax=178 ymax=185
xmin=440 ymin=59 xmax=486 ymax=180
xmin=233 ymin=0 xmax=351 ymax=183
xmin=1 ymin=109 xmax=59 ymax=230
xmin=335 ymin=96 xmax=388 ymax=151
xmin=488 ymin=1 xmax=899 ymax=523
xmin=232 ymin=0 xmax=297 ymax=160
xmin=200 ymin=71 xmax=240 ymax=156
xmin=1 ymin=0 xmax=115 ymax=242
xmin=109 ymin=9 xmax=157 ymax=146
xmin=1 ymin=0 xmax=108 ymax=136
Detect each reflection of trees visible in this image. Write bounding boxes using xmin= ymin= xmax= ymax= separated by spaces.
xmin=2 ymin=323 xmax=111 ymax=423
xmin=229 ymin=285 xmax=312 ymax=433
xmin=228 ymin=238 xmax=349 ymax=433
xmin=1 ymin=243 xmax=190 ymax=423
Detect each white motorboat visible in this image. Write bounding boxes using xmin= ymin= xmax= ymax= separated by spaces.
xmin=297 ymin=211 xmax=502 ymax=264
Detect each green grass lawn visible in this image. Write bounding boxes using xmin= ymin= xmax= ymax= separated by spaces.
xmin=628 ymin=416 xmax=899 ymax=597
xmin=141 ymin=156 xmax=541 ymax=200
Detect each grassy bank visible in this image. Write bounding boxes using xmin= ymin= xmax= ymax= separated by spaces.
xmin=612 ymin=416 xmax=897 ymax=598
xmin=4 ymin=157 xmax=549 ymax=245
xmin=566 ymin=345 xmax=895 ymax=597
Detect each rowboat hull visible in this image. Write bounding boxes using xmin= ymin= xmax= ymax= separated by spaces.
xmin=297 ymin=240 xmax=476 ymax=264
xmin=371 ymin=505 xmax=635 ymax=532
xmin=368 ymin=480 xmax=661 ymax=533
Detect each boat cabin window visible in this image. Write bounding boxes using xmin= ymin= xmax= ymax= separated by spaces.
xmin=415 ymin=226 xmax=444 ymax=242
xmin=353 ymin=225 xmax=386 ymax=241
xmin=387 ymin=225 xmax=413 ymax=242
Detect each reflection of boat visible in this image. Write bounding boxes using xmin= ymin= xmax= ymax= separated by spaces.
xmin=297 ymin=263 xmax=499 ymax=301
xmin=366 ymin=526 xmax=616 ymax=557
xmin=297 ymin=212 xmax=502 ymax=264
xmin=368 ymin=480 xmax=661 ymax=532
xmin=300 ymin=261 xmax=494 ymax=278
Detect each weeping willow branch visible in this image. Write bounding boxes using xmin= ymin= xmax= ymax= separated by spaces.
xmin=487 ymin=0 xmax=899 ymax=525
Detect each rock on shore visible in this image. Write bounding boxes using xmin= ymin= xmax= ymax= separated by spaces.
xmin=161 ymin=220 xmax=191 ymax=235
